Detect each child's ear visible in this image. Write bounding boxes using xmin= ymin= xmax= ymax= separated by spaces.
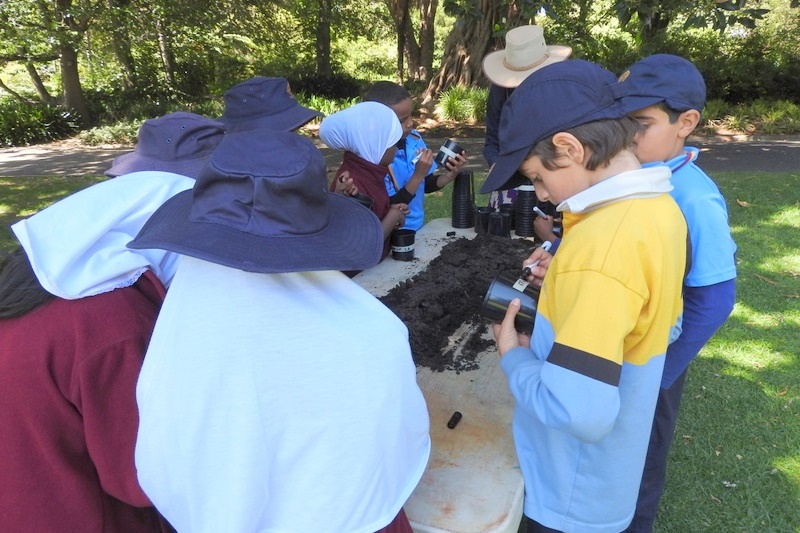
xmin=678 ymin=109 xmax=701 ymax=139
xmin=551 ymin=132 xmax=585 ymax=164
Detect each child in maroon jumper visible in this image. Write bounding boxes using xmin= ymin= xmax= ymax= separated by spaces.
xmin=320 ymin=101 xmax=410 ymax=260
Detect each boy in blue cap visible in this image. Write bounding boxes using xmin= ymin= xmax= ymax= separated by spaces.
xmin=482 ymin=59 xmax=688 ymax=533
xmin=612 ymin=54 xmax=738 ymax=533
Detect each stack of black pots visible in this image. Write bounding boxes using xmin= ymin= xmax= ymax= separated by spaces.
xmin=514 ymin=185 xmax=537 ymax=237
xmin=451 ymin=170 xmax=475 ymax=229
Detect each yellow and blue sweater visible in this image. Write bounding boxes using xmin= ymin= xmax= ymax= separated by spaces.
xmin=500 ymin=166 xmax=687 ymax=533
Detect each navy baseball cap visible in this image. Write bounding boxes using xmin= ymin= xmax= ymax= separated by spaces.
xmin=611 ymin=54 xmax=706 ymax=115
xmin=481 ymin=60 xmax=626 ymax=193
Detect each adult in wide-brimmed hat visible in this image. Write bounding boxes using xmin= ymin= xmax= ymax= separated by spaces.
xmin=105 ymin=111 xmax=225 ymax=178
xmin=482 ymin=25 xmax=572 ymax=214
xmin=128 ymin=128 xmax=431 ymax=532
xmin=219 ymin=76 xmax=323 ymax=133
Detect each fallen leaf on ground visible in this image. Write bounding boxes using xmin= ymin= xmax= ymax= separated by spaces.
xmin=736 ymin=199 xmax=752 ymax=207
xmin=755 ymin=274 xmax=778 ymax=284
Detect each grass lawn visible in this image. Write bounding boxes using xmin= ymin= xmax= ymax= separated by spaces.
xmin=1 ymin=170 xmax=799 ymax=532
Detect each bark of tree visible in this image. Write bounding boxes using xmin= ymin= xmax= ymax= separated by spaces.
xmin=423 ymin=0 xmax=517 ymax=104
xmin=387 ymin=0 xmax=437 ymax=82
xmin=25 ymin=62 xmax=57 ymax=105
xmin=316 ymin=0 xmax=332 ymax=77
xmin=156 ymin=17 xmax=176 ymax=87
xmin=59 ymin=44 xmax=92 ymax=125
xmin=107 ymin=0 xmax=136 ymax=89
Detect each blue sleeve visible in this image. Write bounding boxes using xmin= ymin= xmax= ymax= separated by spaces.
xmin=661 ymin=279 xmax=736 ymax=388
xmin=483 ymin=85 xmax=508 ymax=166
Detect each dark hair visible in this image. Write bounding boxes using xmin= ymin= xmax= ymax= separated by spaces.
xmin=530 ymin=116 xmax=644 ymax=171
xmin=0 ymin=247 xmax=55 ymax=318
xmin=655 ymin=101 xmax=683 ymax=124
xmin=363 ymin=81 xmax=410 ymax=106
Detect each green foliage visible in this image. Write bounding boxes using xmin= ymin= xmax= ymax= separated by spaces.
xmin=77 ymin=120 xmax=142 ymax=146
xmin=700 ymin=99 xmax=800 ymax=135
xmin=294 ymin=93 xmax=360 ymax=118
xmin=436 ymin=85 xmax=488 ymax=123
xmin=0 ymin=100 xmax=81 ymax=147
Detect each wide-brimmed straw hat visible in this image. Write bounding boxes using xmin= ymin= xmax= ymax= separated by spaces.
xmin=219 ymin=77 xmax=323 ymax=133
xmin=105 ymin=112 xmax=225 ymax=178
xmin=482 ymin=25 xmax=572 ymax=89
xmin=128 ymin=129 xmax=383 ymax=273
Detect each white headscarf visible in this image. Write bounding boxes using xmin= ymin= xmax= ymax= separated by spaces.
xmin=319 ymin=101 xmax=402 ymax=165
xmin=11 ymin=171 xmax=194 ymax=299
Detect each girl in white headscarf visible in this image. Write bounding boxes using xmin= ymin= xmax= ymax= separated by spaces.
xmin=320 ymin=101 xmax=410 ymax=260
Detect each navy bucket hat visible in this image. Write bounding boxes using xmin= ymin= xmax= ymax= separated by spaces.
xmin=611 ymin=54 xmax=706 ymax=115
xmin=128 ymin=129 xmax=384 ymax=273
xmin=481 ymin=60 xmax=627 ymax=193
xmin=105 ymin=112 xmax=225 ymax=178
xmin=219 ymin=77 xmax=323 ymax=133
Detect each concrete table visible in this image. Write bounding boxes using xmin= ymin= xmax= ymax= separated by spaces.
xmin=354 ymin=218 xmax=524 ymax=533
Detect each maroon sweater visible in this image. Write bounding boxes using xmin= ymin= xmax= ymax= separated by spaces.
xmin=330 ymin=151 xmax=393 ymax=259
xmin=0 ymin=272 xmax=170 ymax=532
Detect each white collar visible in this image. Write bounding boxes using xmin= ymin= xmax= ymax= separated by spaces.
xmin=558 ymin=166 xmax=672 ymax=214
xmin=12 ymin=171 xmax=193 ymax=299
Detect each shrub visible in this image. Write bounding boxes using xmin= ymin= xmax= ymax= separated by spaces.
xmin=436 ymin=85 xmax=487 ymax=123
xmin=78 ymin=120 xmax=142 ymax=146
xmin=0 ymin=100 xmax=81 ymax=147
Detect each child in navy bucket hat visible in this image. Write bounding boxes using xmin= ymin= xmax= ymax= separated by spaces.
xmin=613 ymin=54 xmax=738 ymax=533
xmin=105 ymin=111 xmax=225 ymax=178
xmin=219 ymin=76 xmax=323 ymax=132
xmin=483 ymin=59 xmax=688 ymax=533
xmin=128 ymin=129 xmax=430 ymax=533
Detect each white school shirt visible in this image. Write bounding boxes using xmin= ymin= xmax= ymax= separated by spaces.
xmin=135 ymin=256 xmax=431 ymax=533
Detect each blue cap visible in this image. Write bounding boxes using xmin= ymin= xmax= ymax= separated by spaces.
xmin=481 ymin=60 xmax=627 ymax=193
xmin=612 ymin=54 xmax=706 ymax=115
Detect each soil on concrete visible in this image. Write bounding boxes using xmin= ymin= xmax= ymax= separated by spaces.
xmin=379 ymin=233 xmax=539 ymax=373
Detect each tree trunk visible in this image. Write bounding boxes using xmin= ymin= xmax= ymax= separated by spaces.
xmin=156 ymin=17 xmax=176 ymax=87
xmin=416 ymin=0 xmax=437 ymax=82
xmin=25 ymin=62 xmax=57 ymax=104
xmin=423 ymin=0 xmax=526 ymax=104
xmin=423 ymin=0 xmax=498 ymax=103
xmin=59 ymin=45 xmax=92 ymax=125
xmin=316 ymin=0 xmax=332 ymax=77
xmin=107 ymin=0 xmax=137 ymax=89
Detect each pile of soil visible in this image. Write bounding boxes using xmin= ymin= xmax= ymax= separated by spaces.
xmin=379 ymin=233 xmax=539 ymax=373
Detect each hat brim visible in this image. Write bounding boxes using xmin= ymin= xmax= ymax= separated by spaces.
xmin=128 ymin=189 xmax=383 ymax=273
xmin=480 ymin=146 xmax=532 ymax=193
xmin=483 ymin=45 xmax=572 ymax=88
xmin=221 ymin=106 xmax=324 ymax=133
xmin=617 ymin=94 xmax=696 ymax=115
xmin=105 ymin=152 xmax=211 ymax=179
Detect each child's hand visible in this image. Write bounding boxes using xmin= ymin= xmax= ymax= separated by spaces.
xmin=413 ymin=149 xmax=435 ymax=175
xmin=440 ymin=151 xmax=468 ymax=185
xmin=521 ymin=247 xmax=553 ymax=287
xmin=334 ymin=171 xmax=359 ymax=196
xmin=533 ymin=215 xmax=558 ymax=243
xmin=491 ymin=299 xmax=531 ymax=356
xmin=385 ymin=203 xmax=409 ymax=228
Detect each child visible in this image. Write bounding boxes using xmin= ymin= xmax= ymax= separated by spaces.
xmin=128 ymin=129 xmax=430 ymax=533
xmin=319 ymin=101 xmax=410 ymax=259
xmin=363 ymin=81 xmax=467 ymax=231
xmin=612 ymin=54 xmax=738 ymax=533
xmin=481 ymin=60 xmax=688 ymax=533
xmin=218 ymin=76 xmax=323 ymax=133
xmin=481 ymin=24 xmax=571 ymax=209
xmin=105 ymin=112 xmax=225 ymax=178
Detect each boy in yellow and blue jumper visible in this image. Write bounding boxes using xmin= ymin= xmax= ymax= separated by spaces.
xmin=482 ymin=59 xmax=688 ymax=533
xmin=612 ymin=54 xmax=738 ymax=533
